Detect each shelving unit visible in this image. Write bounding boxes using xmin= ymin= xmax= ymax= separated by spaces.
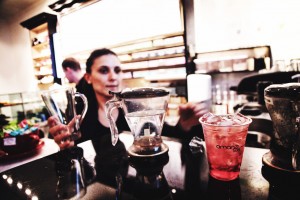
xmin=21 ymin=12 xmax=60 ymax=90
xmin=114 ymin=32 xmax=186 ymax=81
xmin=0 ymin=92 xmax=45 ymax=122
xmin=31 ymin=24 xmax=53 ymax=86
xmin=68 ymin=32 xmax=187 ymax=84
xmin=194 ymin=46 xmax=272 ymax=74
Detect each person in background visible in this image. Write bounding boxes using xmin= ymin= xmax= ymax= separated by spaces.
xmin=62 ymin=57 xmax=86 ymax=93
xmin=49 ymin=48 xmax=210 ymax=151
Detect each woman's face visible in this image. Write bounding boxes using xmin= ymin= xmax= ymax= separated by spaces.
xmin=85 ymin=54 xmax=123 ymax=98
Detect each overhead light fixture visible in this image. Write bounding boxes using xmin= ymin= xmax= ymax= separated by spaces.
xmin=48 ymin=0 xmax=100 ymax=15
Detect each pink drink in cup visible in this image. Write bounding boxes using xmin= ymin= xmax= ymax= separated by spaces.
xmin=199 ymin=112 xmax=252 ymax=181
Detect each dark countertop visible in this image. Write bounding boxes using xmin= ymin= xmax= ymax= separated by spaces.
xmin=0 ymin=132 xmax=297 ymax=200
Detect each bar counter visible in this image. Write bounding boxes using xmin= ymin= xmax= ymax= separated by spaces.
xmin=0 ymin=132 xmax=297 ymax=200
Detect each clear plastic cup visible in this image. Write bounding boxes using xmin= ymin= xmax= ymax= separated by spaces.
xmin=199 ymin=112 xmax=252 ymax=181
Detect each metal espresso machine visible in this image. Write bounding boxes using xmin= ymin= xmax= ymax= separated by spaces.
xmin=262 ymin=83 xmax=300 ymax=186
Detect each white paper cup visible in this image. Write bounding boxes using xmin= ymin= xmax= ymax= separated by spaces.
xmin=187 ymin=74 xmax=212 ymax=102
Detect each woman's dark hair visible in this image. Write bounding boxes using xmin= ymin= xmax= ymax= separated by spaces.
xmin=80 ymin=48 xmax=119 ymax=124
xmin=86 ymin=48 xmax=118 ymax=74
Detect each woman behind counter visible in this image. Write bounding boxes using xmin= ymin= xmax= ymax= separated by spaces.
xmin=48 ymin=48 xmax=209 ymax=152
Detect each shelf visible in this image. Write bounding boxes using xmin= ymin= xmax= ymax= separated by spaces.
xmin=123 ymin=63 xmax=185 ymax=72
xmin=116 ymin=43 xmax=184 ymax=55
xmin=31 ymin=23 xmax=47 ymax=34
xmin=195 ymin=70 xmax=256 ymax=75
xmin=0 ymin=102 xmax=23 ymax=108
xmin=33 ymin=55 xmax=51 ymax=61
xmin=146 ymin=76 xmax=186 ymax=82
xmin=32 ymin=42 xmax=49 ymax=49
xmin=122 ymin=53 xmax=184 ymax=64
xmin=121 ymin=53 xmax=185 ymax=64
xmin=35 ymin=73 xmax=53 ymax=79
xmin=38 ymin=75 xmax=54 ymax=84
xmin=34 ymin=64 xmax=51 ymax=68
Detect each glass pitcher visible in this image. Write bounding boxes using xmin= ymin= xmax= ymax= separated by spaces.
xmin=105 ymin=87 xmax=170 ymax=157
xmin=41 ymin=87 xmax=88 ymax=141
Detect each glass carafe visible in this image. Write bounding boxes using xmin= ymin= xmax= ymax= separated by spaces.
xmin=55 ymin=147 xmax=87 ymax=200
xmin=105 ymin=87 xmax=170 ymax=157
xmin=264 ymin=83 xmax=300 ymax=170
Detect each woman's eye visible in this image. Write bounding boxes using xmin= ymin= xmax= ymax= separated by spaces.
xmin=99 ymin=66 xmax=109 ymax=74
xmin=114 ymin=67 xmax=122 ymax=74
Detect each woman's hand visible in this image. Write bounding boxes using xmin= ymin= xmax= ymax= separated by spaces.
xmin=178 ymin=100 xmax=210 ymax=132
xmin=48 ymin=116 xmax=75 ymax=150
